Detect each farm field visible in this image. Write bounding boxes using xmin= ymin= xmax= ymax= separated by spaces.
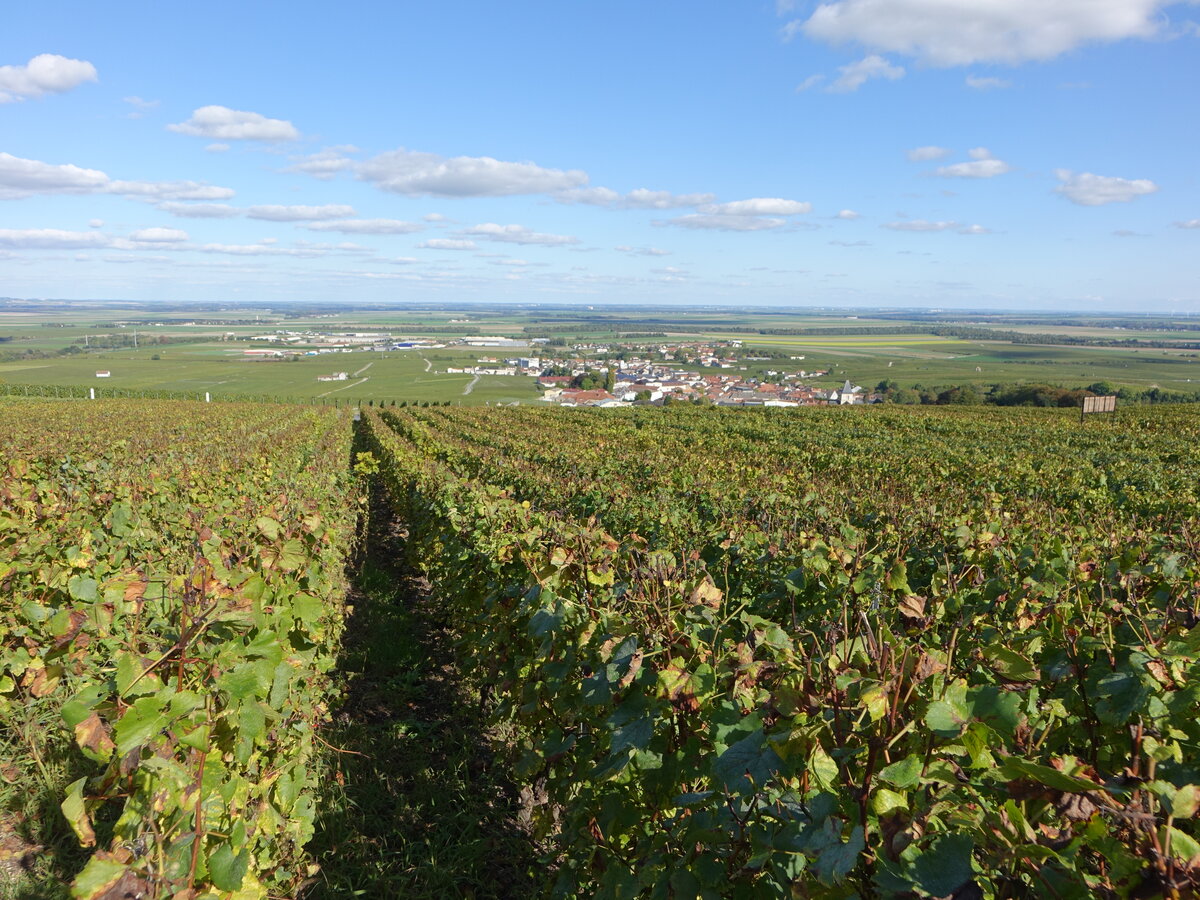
xmin=0 ymin=346 xmax=540 ymax=404
xmin=4 ymin=397 xmax=1200 ymax=897
xmin=5 ymin=302 xmax=1200 ymax=403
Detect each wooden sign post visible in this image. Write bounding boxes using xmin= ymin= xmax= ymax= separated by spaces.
xmin=1081 ymin=394 xmax=1117 ymax=424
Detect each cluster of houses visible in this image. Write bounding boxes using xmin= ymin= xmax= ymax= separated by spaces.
xmin=541 ymin=373 xmax=873 ymax=408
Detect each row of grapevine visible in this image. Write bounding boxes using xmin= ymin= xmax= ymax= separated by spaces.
xmin=0 ymin=399 xmax=363 ymax=899
xmin=363 ymin=404 xmax=1200 ymax=898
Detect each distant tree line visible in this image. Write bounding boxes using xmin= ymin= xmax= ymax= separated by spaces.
xmin=874 ymin=379 xmax=1200 ymax=407
xmin=72 ymin=334 xmax=210 ymax=349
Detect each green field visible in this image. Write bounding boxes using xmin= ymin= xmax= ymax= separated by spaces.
xmin=4 ymin=301 xmax=1200 ymax=403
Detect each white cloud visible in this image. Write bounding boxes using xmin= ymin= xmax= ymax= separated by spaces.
xmin=0 ymin=228 xmax=111 ymax=249
xmin=359 ymin=148 xmax=588 ymax=197
xmin=88 ymin=219 xmax=104 ymax=228
xmin=387 ymin=257 xmax=421 ymax=264
xmin=1054 ymin=169 xmax=1159 ymax=205
xmin=883 ymin=219 xmax=990 ymax=233
xmin=122 ymin=96 xmax=159 ymax=118
xmin=829 ymin=55 xmax=905 ymax=92
xmin=555 ymin=186 xmax=716 ymax=209
xmin=168 ymin=105 xmax=299 ymax=141
xmin=157 ymin=202 xmax=239 ymax=218
xmin=796 ymin=74 xmax=826 ymax=92
xmin=205 ymin=143 xmax=230 ymax=153
xmin=0 ymin=54 xmax=97 ymax=103
xmin=424 ymin=213 xmax=448 ymax=222
xmin=836 ymin=209 xmax=861 ymax=219
xmin=615 ymin=245 xmax=672 ymax=256
xmin=934 ymin=149 xmax=1012 ymax=177
xmin=701 ymin=198 xmax=812 ymax=216
xmin=196 ymin=242 xmax=333 ymax=258
xmin=659 ymin=215 xmax=788 ymax=231
xmin=791 ymin=0 xmax=1178 ymax=66
xmin=461 ymin=223 xmax=579 ymax=245
xmin=130 ymin=227 xmax=189 ymax=243
xmin=109 ymin=180 xmax=236 ymax=201
xmin=246 ymin=204 xmax=355 ymax=222
xmin=306 ymin=218 xmax=424 ymax=234
xmin=419 ymin=238 xmax=477 ymax=250
xmin=908 ymin=145 xmax=950 ymax=161
xmin=966 ymin=75 xmax=1012 ymax=90
xmin=0 ymin=152 xmax=108 ymax=198
xmin=284 ymin=146 xmax=358 ymax=179
xmin=1175 ymin=219 xmax=1200 ymax=229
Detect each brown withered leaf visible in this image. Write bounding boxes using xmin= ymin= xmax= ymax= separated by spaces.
xmin=1146 ymin=658 xmax=1176 ymax=690
xmin=898 ymin=594 xmax=926 ymax=621
xmin=75 ymin=713 xmax=115 ymax=760
xmin=690 ymin=578 xmax=723 ymax=609
xmin=914 ymin=652 xmax=947 ymax=682
xmin=617 ymin=650 xmax=644 ymax=689
xmin=1056 ymin=791 xmax=1101 ymax=822
xmin=53 ymin=609 xmax=88 ymax=650
xmin=661 ymin=664 xmax=701 ymax=714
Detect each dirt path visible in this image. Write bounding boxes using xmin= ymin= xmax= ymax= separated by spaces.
xmin=303 ymin=493 xmax=536 ymax=899
xmin=352 ymin=361 xmax=373 ymax=377
xmin=316 ymin=376 xmax=368 ymax=398
xmin=463 ymin=373 xmax=480 ymax=395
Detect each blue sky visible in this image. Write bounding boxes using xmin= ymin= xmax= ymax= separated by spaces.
xmin=1 ymin=1 xmax=1198 ymax=310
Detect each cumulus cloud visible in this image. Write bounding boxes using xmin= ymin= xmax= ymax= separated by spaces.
xmin=305 ymin=218 xmax=424 ymax=234
xmin=246 ymin=204 xmax=355 ymax=222
xmin=108 ymin=180 xmax=236 ymax=201
xmin=1175 ymin=219 xmax=1200 ymax=229
xmin=359 ymin=148 xmax=587 ymax=197
xmin=130 ymin=227 xmax=189 ymax=243
xmin=789 ymin=0 xmax=1177 ymax=66
xmin=796 ymin=74 xmax=826 ymax=92
xmin=88 ymin=219 xmax=104 ymax=228
xmin=966 ymin=75 xmax=1012 ymax=89
xmin=0 ymin=152 xmax=109 ymax=199
xmin=0 ymin=54 xmax=97 ymax=103
xmin=157 ymin=202 xmax=239 ymax=218
xmin=883 ymin=219 xmax=989 ymax=233
xmin=615 ymin=245 xmax=672 ymax=256
xmin=284 ymin=146 xmax=358 ymax=180
xmin=701 ymin=198 xmax=812 ymax=216
xmin=829 ymin=55 xmax=905 ymax=92
xmin=555 ymin=186 xmax=715 ymax=209
xmin=836 ymin=209 xmax=861 ymax=219
xmin=168 ymin=105 xmax=299 ymax=141
xmin=0 ymin=228 xmax=111 ymax=249
xmin=419 ymin=238 xmax=477 ymax=250
xmin=659 ymin=215 xmax=788 ymax=231
xmin=934 ymin=148 xmax=1012 ymax=177
xmin=461 ymin=223 xmax=580 ymax=245
xmin=907 ymin=145 xmax=950 ymax=161
xmin=1054 ymin=169 xmax=1159 ymax=205
xmin=0 ymin=160 xmax=235 ymax=208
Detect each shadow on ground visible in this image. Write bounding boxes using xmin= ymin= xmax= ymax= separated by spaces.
xmin=303 ymin=495 xmax=537 ymax=899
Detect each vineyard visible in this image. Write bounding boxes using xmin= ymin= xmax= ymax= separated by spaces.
xmin=3 ymin=399 xmax=1200 ymax=898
